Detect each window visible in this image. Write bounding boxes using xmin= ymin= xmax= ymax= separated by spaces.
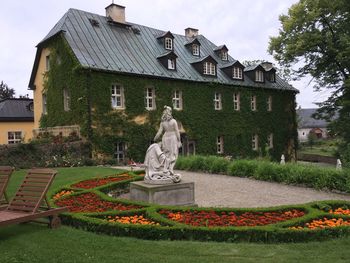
xmin=145 ymin=87 xmax=156 ymax=110
xmin=192 ymin=44 xmax=200 ymax=56
xmin=214 ymin=92 xmax=222 ymax=110
xmin=165 ymin=37 xmax=173 ymax=50
xmin=172 ymin=90 xmax=183 ymax=110
xmin=252 ymin=134 xmax=258 ymax=151
xmin=45 ymin=55 xmax=50 ymax=71
xmin=267 ymin=133 xmax=273 ymax=148
xmin=251 ymin=95 xmax=257 ymax=111
xmin=233 ymin=92 xmax=240 ymax=111
xmin=217 ymin=136 xmax=224 ymax=154
xmin=111 ymin=85 xmax=125 ymax=109
xmin=232 ymin=67 xmax=243 ymax=79
xmin=255 ymin=70 xmax=264 ymax=82
xmin=221 ymin=51 xmax=228 ymax=61
xmin=42 ymin=94 xmax=47 ymax=115
xmin=203 ymin=62 xmax=216 ymax=75
xmin=114 ymin=142 xmax=126 ymax=163
xmin=63 ymin=88 xmax=71 ymax=111
xmin=267 ymin=96 xmax=272 ymax=111
xmin=168 ymin=58 xmax=176 ymax=70
xmin=8 ymin=131 xmax=22 ymax=144
xmin=270 ymin=73 xmax=275 ymax=82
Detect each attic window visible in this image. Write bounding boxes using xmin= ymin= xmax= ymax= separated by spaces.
xmin=168 ymin=58 xmax=176 ymax=70
xmin=89 ymin=18 xmax=100 ymax=27
xmin=255 ymin=70 xmax=264 ymax=82
xmin=232 ymin=67 xmax=243 ymax=79
xmin=192 ymin=44 xmax=200 ymax=56
xmin=165 ymin=37 xmax=173 ymax=50
xmin=221 ymin=51 xmax=228 ymax=61
xmin=203 ymin=62 xmax=216 ymax=76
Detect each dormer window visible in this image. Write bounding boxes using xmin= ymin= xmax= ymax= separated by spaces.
xmin=165 ymin=37 xmax=173 ymax=50
xmin=232 ymin=67 xmax=243 ymax=79
xmin=192 ymin=44 xmax=200 ymax=56
xmin=221 ymin=51 xmax=228 ymax=61
xmin=168 ymin=58 xmax=176 ymax=70
xmin=255 ymin=70 xmax=264 ymax=82
xmin=204 ymin=62 xmax=216 ymax=75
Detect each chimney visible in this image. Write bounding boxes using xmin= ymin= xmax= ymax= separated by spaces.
xmin=260 ymin=61 xmax=273 ymax=71
xmin=185 ymin=27 xmax=199 ymax=38
xmin=105 ymin=3 xmax=126 ymax=24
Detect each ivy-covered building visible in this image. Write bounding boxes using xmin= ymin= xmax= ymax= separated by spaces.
xmin=29 ymin=3 xmax=298 ymax=163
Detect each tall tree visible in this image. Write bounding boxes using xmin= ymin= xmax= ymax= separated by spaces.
xmin=0 ymin=81 xmax=15 ymax=99
xmin=268 ymin=0 xmax=350 ymax=163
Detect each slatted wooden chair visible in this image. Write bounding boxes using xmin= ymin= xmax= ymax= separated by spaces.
xmin=0 ymin=168 xmax=67 ymax=228
xmin=0 ymin=166 xmax=14 ymax=205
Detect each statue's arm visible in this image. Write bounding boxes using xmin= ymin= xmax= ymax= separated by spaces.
xmin=154 ymin=123 xmax=163 ymax=141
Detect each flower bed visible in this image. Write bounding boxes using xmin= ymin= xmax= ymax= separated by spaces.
xmin=71 ymin=174 xmax=132 ymax=189
xmin=55 ymin=192 xmax=142 ymax=213
xmin=159 ymin=209 xmax=305 ymax=227
xmin=51 ymin=171 xmax=350 ymax=243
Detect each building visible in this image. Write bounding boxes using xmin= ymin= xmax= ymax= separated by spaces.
xmin=0 ymin=98 xmax=34 ymax=144
xmin=28 ymin=4 xmax=298 ymax=162
xmin=297 ymin=108 xmax=331 ymax=142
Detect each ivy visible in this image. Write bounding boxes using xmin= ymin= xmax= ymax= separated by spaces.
xmin=41 ymin=35 xmax=297 ymax=162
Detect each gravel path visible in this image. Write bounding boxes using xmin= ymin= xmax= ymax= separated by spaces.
xmin=178 ymin=170 xmax=350 ymax=208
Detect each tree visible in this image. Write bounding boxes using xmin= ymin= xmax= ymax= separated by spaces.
xmin=268 ymin=0 xmax=350 ymax=159
xmin=0 ymin=81 xmax=15 ymax=99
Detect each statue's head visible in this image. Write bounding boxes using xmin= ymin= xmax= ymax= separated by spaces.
xmin=161 ymin=105 xmax=173 ymax=121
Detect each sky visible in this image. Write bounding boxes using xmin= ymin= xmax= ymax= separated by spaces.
xmin=0 ymin=0 xmax=331 ymax=108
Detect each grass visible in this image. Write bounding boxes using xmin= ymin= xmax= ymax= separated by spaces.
xmin=298 ymin=139 xmax=338 ymax=157
xmin=1 ymin=166 xmax=350 ymax=262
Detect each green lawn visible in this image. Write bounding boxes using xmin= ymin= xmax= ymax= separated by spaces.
xmin=1 ymin=167 xmax=350 ymax=263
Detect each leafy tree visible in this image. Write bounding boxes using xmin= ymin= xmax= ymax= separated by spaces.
xmin=0 ymin=81 xmax=15 ymax=99
xmin=268 ymin=0 xmax=350 ymax=160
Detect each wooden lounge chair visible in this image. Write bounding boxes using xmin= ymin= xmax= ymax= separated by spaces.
xmin=0 ymin=168 xmax=67 ymax=228
xmin=0 ymin=166 xmax=14 ymax=205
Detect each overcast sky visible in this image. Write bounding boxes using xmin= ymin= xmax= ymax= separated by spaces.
xmin=0 ymin=0 xmax=331 ymax=108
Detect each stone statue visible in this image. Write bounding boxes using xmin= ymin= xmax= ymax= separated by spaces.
xmin=144 ymin=106 xmax=182 ymax=184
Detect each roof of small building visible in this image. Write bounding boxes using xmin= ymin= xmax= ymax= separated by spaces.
xmin=297 ymin=108 xmax=329 ymax=128
xmin=0 ymin=98 xmax=34 ymax=122
xmin=29 ymin=8 xmax=298 ymax=93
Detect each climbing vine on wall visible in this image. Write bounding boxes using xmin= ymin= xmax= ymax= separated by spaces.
xmin=41 ymin=34 xmax=297 ymax=162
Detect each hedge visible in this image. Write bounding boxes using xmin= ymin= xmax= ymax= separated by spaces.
xmin=176 ymin=155 xmax=350 ymax=193
xmin=51 ymin=170 xmax=350 ymax=243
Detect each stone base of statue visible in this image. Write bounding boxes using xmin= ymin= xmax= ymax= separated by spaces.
xmin=130 ymin=180 xmax=195 ymax=206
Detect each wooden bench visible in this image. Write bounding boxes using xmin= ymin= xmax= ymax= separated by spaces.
xmin=0 ymin=166 xmax=14 ymax=205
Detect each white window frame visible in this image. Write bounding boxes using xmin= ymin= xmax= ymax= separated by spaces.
xmin=111 ymin=84 xmax=125 ymax=109
xmin=203 ymin=62 xmax=216 ymax=75
xmin=63 ymin=88 xmax=71 ymax=112
xmin=8 ymin=131 xmax=22 ymax=144
xmin=217 ymin=136 xmax=224 ymax=154
xmin=214 ymin=92 xmax=222 ymax=110
xmin=255 ymin=70 xmax=264 ymax=82
xmin=42 ymin=93 xmax=47 ymax=115
xmin=192 ymin=44 xmax=199 ymax=56
xmin=270 ymin=73 xmax=275 ymax=82
xmin=251 ymin=95 xmax=257 ymax=111
xmin=267 ymin=96 xmax=272 ymax=111
xmin=145 ymin=87 xmax=156 ymax=110
xmin=232 ymin=67 xmax=243 ymax=79
xmin=221 ymin=51 xmax=228 ymax=61
xmin=172 ymin=90 xmax=183 ymax=110
xmin=165 ymin=37 xmax=173 ymax=50
xmin=267 ymin=133 xmax=273 ymax=149
xmin=45 ymin=55 xmax=50 ymax=71
xmin=168 ymin=58 xmax=175 ymax=70
xmin=252 ymin=134 xmax=258 ymax=151
xmin=233 ymin=92 xmax=240 ymax=111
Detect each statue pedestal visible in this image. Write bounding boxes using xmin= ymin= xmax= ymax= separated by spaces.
xmin=130 ymin=180 xmax=195 ymax=206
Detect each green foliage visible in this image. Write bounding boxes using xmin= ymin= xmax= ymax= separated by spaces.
xmin=0 ymin=80 xmax=15 ymax=99
xmin=269 ymin=0 xmax=350 ymax=155
xmin=307 ymin=133 xmax=318 ymax=148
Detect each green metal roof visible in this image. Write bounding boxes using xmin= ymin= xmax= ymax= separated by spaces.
xmin=31 ymin=8 xmax=297 ymax=92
